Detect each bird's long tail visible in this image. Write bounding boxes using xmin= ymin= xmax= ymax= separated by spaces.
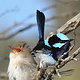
xmin=32 ymin=10 xmax=45 ymax=51
xmin=37 ymin=10 xmax=45 ymax=42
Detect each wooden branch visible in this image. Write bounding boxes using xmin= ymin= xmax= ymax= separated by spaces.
xmin=57 ymin=13 xmax=80 ymax=34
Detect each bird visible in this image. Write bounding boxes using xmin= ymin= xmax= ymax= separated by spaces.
xmin=7 ymin=41 xmax=37 ymax=80
xmin=32 ymin=10 xmax=73 ymax=68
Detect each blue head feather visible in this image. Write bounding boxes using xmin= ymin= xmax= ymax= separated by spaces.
xmin=45 ymin=33 xmax=69 ymax=48
xmin=57 ymin=33 xmax=69 ymax=40
xmin=44 ymin=39 xmax=51 ymax=47
xmin=52 ymin=43 xmax=66 ymax=48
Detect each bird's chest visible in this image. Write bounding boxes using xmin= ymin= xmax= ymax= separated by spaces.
xmin=35 ymin=53 xmax=56 ymax=68
xmin=8 ymin=59 xmax=35 ymax=80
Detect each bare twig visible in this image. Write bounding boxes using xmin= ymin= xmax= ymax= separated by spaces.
xmin=57 ymin=13 xmax=80 ymax=34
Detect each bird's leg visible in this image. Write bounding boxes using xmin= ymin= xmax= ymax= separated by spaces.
xmin=41 ymin=68 xmax=47 ymax=71
xmin=55 ymin=68 xmax=61 ymax=78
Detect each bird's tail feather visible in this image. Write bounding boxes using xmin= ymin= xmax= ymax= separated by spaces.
xmin=37 ymin=10 xmax=45 ymax=41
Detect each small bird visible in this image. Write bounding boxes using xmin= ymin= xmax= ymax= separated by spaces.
xmin=32 ymin=10 xmax=73 ymax=68
xmin=7 ymin=41 xmax=36 ymax=80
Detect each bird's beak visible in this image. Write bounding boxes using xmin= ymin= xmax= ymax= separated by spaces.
xmin=9 ymin=45 xmax=23 ymax=53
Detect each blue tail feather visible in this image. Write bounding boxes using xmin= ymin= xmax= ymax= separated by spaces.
xmin=32 ymin=10 xmax=45 ymax=51
xmin=37 ymin=10 xmax=45 ymax=41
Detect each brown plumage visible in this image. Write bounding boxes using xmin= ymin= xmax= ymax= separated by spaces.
xmin=7 ymin=41 xmax=36 ymax=80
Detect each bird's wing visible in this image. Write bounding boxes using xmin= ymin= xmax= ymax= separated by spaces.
xmin=55 ymin=40 xmax=71 ymax=60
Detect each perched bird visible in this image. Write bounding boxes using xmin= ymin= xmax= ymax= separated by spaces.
xmin=32 ymin=10 xmax=73 ymax=68
xmin=7 ymin=41 xmax=36 ymax=80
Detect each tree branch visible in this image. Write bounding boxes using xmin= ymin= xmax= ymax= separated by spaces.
xmin=57 ymin=13 xmax=80 ymax=34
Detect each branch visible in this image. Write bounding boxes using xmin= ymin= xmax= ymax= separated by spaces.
xmin=57 ymin=13 xmax=80 ymax=34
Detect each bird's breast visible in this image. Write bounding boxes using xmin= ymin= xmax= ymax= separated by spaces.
xmin=35 ymin=53 xmax=56 ymax=68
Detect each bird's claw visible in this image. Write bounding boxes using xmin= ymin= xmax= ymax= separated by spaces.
xmin=73 ymin=58 xmax=79 ymax=61
xmin=55 ymin=68 xmax=61 ymax=78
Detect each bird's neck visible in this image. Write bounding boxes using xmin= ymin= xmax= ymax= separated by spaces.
xmin=9 ymin=53 xmax=36 ymax=66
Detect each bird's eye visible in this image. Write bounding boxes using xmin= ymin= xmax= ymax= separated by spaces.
xmin=17 ymin=48 xmax=21 ymax=52
xmin=16 ymin=47 xmax=23 ymax=52
xmin=59 ymin=41 xmax=63 ymax=43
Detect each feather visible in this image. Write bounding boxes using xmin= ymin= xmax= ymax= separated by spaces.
xmin=7 ymin=41 xmax=36 ymax=80
xmin=32 ymin=10 xmax=46 ymax=51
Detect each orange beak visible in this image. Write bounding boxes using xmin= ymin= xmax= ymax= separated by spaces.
xmin=9 ymin=45 xmax=23 ymax=53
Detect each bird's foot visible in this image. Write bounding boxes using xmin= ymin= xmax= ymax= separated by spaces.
xmin=73 ymin=58 xmax=79 ymax=61
xmin=41 ymin=68 xmax=47 ymax=71
xmin=55 ymin=68 xmax=61 ymax=78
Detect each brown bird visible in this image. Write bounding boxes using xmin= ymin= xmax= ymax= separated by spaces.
xmin=7 ymin=41 xmax=37 ymax=80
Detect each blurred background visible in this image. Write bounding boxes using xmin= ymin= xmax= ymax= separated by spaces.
xmin=0 ymin=0 xmax=80 ymax=80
